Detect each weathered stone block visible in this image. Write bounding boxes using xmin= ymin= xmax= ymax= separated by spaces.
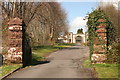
xmin=8 ymin=17 xmax=22 ymax=25
xmin=96 ymin=28 xmax=106 ymax=33
xmin=94 ymin=38 xmax=107 ymax=44
xmin=91 ymin=54 xmax=107 ymax=64
xmin=94 ymin=45 xmax=107 ymax=50
xmin=7 ymin=47 xmax=22 ymax=63
xmin=98 ymin=33 xmax=106 ymax=39
xmin=10 ymin=32 xmax=22 ymax=39
xmin=97 ymin=24 xmax=107 ymax=28
xmin=9 ymin=25 xmax=22 ymax=31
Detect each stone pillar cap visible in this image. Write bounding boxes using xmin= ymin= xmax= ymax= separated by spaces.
xmin=8 ymin=17 xmax=22 ymax=25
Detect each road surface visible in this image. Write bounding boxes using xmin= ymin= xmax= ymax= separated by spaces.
xmin=7 ymin=45 xmax=94 ymax=78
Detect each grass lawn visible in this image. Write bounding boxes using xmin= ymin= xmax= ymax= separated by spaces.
xmin=0 ymin=64 xmax=22 ymax=77
xmin=83 ymin=59 xmax=119 ymax=78
xmin=32 ymin=46 xmax=58 ymax=61
xmin=93 ymin=64 xmax=119 ymax=78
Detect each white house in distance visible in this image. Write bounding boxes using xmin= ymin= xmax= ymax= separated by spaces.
xmin=58 ymin=32 xmax=88 ymax=44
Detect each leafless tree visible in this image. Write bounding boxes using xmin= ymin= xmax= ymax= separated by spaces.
xmin=1 ymin=2 xmax=68 ymax=46
xmin=99 ymin=2 xmax=119 ymax=39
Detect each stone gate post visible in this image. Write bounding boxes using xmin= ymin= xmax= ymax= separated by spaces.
xmin=91 ymin=19 xmax=107 ymax=64
xmin=7 ymin=18 xmax=23 ymax=63
xmin=7 ymin=18 xmax=32 ymax=66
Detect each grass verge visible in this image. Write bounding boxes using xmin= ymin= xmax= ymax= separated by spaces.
xmin=0 ymin=64 xmax=22 ymax=77
xmin=32 ymin=46 xmax=58 ymax=61
xmin=83 ymin=59 xmax=119 ymax=78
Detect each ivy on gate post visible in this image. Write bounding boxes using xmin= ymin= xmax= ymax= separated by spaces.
xmin=86 ymin=9 xmax=115 ymax=64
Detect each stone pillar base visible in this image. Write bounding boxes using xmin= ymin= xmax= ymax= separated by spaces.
xmin=91 ymin=54 xmax=107 ymax=64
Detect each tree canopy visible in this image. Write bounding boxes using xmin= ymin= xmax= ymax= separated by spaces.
xmin=77 ymin=28 xmax=83 ymax=34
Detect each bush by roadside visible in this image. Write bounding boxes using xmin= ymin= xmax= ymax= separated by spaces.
xmin=107 ymin=43 xmax=120 ymax=64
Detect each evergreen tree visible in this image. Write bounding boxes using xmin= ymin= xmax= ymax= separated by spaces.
xmin=77 ymin=28 xmax=83 ymax=34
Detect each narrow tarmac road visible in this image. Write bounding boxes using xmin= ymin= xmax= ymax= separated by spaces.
xmin=7 ymin=45 xmax=94 ymax=78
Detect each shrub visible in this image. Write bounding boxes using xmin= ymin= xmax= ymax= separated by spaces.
xmin=107 ymin=43 xmax=120 ymax=63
